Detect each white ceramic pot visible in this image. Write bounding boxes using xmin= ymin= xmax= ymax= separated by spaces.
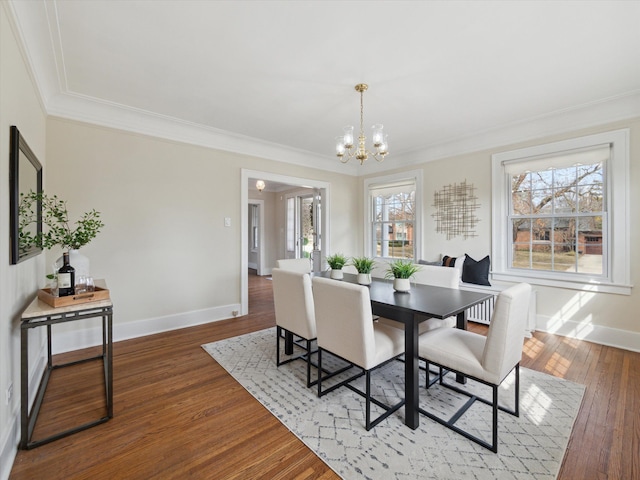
xmin=393 ymin=278 xmax=411 ymax=292
xmin=56 ymin=249 xmax=90 ymax=277
xmin=330 ymin=268 xmax=343 ymax=280
xmin=357 ymin=273 xmax=371 ymax=285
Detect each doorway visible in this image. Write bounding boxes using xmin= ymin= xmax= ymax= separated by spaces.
xmin=240 ymin=169 xmax=330 ymax=315
xmin=247 ymin=200 xmax=264 ymax=275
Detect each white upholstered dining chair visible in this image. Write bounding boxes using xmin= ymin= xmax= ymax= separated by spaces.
xmin=312 ymin=276 xmax=406 ymax=430
xmin=271 ymin=268 xmax=317 ymax=387
xmin=276 ymin=258 xmax=312 ymax=273
xmin=417 ymin=282 xmax=532 ymax=452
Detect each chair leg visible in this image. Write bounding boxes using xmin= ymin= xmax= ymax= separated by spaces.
xmin=418 ymin=362 xmax=522 ymax=453
xmin=491 ymin=384 xmax=498 ymax=453
xmin=317 ymin=348 xmax=323 ymax=398
xmin=365 ymin=370 xmax=371 ymax=430
xmin=514 ymin=364 xmax=520 ymax=417
xmin=276 ymin=326 xmax=281 ymax=366
xmin=317 ymin=349 xmax=404 ymax=430
xmin=306 ymin=339 xmax=313 ymax=388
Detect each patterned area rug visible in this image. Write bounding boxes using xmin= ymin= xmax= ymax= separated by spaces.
xmin=202 ymin=328 xmax=584 ymax=480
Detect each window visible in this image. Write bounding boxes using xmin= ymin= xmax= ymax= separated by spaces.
xmin=492 ymin=129 xmax=630 ymax=294
xmin=365 ymin=170 xmax=422 ymax=261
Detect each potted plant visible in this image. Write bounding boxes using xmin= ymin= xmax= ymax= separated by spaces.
xmin=350 ymin=256 xmax=375 ymax=285
xmin=385 ymin=259 xmax=421 ymax=292
xmin=326 ymin=253 xmax=347 ymax=280
xmin=19 ymin=191 xmax=104 ymax=276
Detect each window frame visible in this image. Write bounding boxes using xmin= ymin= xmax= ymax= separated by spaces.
xmin=491 ymin=129 xmax=631 ymax=295
xmin=364 ymin=170 xmax=423 ymax=262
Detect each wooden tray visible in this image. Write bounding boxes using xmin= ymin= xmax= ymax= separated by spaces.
xmin=37 ymin=286 xmax=110 ymax=308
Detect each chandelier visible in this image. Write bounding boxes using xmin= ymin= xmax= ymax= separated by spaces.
xmin=335 ymin=83 xmax=388 ymax=165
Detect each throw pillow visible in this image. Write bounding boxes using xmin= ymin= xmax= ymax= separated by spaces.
xmin=418 ymin=259 xmax=441 ymax=266
xmin=462 ymin=254 xmax=491 ymax=286
xmin=441 ymin=255 xmax=457 ymax=267
xmin=442 ymin=255 xmax=465 ymax=270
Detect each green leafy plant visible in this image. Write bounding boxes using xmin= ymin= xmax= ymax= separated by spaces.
xmin=18 ymin=191 xmax=104 ymax=251
xmin=385 ymin=259 xmax=421 ymax=279
xmin=350 ymin=256 xmax=375 ymax=274
xmin=326 ymin=253 xmax=347 ymax=270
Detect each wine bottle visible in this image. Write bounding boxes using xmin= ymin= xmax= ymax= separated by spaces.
xmin=57 ymin=252 xmax=75 ymax=297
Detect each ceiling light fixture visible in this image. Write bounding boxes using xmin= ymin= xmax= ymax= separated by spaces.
xmin=335 ymin=83 xmax=388 ymax=165
xmin=256 ymin=180 xmax=265 ymax=192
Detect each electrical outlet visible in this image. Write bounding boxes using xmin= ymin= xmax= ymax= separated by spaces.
xmin=6 ymin=382 xmax=13 ymax=405
xmin=232 ymin=310 xmax=239 ymax=317
xmin=224 ymin=217 xmax=231 ymax=227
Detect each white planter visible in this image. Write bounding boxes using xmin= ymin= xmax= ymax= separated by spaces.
xmin=357 ymin=273 xmax=371 ymax=285
xmin=393 ymin=278 xmax=411 ymax=292
xmin=330 ymin=269 xmax=343 ymax=280
xmin=56 ymin=249 xmax=90 ymax=277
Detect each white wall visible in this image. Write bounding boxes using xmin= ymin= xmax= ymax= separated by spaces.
xmin=0 ymin=3 xmax=47 ymax=476
xmin=364 ymin=118 xmax=640 ymax=350
xmin=44 ymin=117 xmax=359 ymax=341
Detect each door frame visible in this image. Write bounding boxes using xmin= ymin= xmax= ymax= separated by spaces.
xmin=240 ymin=169 xmax=331 ymax=315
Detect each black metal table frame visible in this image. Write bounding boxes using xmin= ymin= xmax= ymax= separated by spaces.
xmin=20 ymin=304 xmax=113 ymax=449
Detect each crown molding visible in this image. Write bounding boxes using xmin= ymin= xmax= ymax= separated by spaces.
xmin=387 ymin=90 xmax=640 ymax=171
xmin=46 ymin=92 xmax=358 ymax=176
xmin=46 ymin=89 xmax=640 ymax=179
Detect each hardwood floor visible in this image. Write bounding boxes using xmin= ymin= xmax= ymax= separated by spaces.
xmin=10 ymin=272 xmax=640 ymax=479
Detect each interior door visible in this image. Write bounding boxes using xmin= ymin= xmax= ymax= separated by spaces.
xmin=284 ymin=189 xmax=323 ymax=271
xmin=299 ymin=189 xmax=323 ymax=271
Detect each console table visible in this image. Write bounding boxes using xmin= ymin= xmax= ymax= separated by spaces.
xmin=20 ymin=284 xmax=113 ymax=449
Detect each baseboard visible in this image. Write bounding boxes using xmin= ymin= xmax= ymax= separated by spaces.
xmin=1 ymin=339 xmax=51 ymax=480
xmin=535 ymin=314 xmax=640 ymax=353
xmin=51 ymin=304 xmax=242 ymax=355
xmin=0 ymin=410 xmax=19 ymax=480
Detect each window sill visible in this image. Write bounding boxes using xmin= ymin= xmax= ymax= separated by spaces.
xmin=491 ymin=272 xmax=632 ymax=295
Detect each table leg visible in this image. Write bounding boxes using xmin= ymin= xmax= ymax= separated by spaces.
xmin=107 ymin=310 xmax=113 ymax=418
xmin=404 ymin=314 xmax=420 ymax=430
xmin=284 ymin=331 xmax=293 ymax=355
xmin=20 ymin=325 xmax=28 ymax=449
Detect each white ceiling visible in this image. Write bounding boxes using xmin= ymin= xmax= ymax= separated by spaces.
xmin=7 ymin=0 xmax=640 ymax=175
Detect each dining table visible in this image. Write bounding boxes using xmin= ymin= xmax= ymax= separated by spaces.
xmin=315 ymin=271 xmax=493 ymax=430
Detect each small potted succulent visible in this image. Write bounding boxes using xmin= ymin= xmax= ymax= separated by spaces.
xmin=350 ymin=256 xmax=375 ymax=285
xmin=385 ymin=259 xmax=421 ymax=292
xmin=326 ymin=253 xmax=347 ymax=280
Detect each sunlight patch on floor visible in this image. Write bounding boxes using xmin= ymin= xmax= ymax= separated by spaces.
xmin=523 ymin=336 xmax=544 ymax=360
xmin=521 ymin=383 xmax=553 ymax=425
xmin=544 ymin=352 xmax=570 ymax=378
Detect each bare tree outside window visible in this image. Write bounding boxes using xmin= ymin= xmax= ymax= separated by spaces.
xmin=372 ymin=188 xmax=415 ymax=259
xmin=510 ymin=162 xmax=604 ymax=274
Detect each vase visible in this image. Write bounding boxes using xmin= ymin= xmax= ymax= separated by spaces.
xmin=56 ymin=249 xmax=90 ymax=277
xmin=357 ymin=273 xmax=371 ymax=285
xmin=393 ymin=278 xmax=411 ymax=292
xmin=330 ymin=268 xmax=343 ymax=280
